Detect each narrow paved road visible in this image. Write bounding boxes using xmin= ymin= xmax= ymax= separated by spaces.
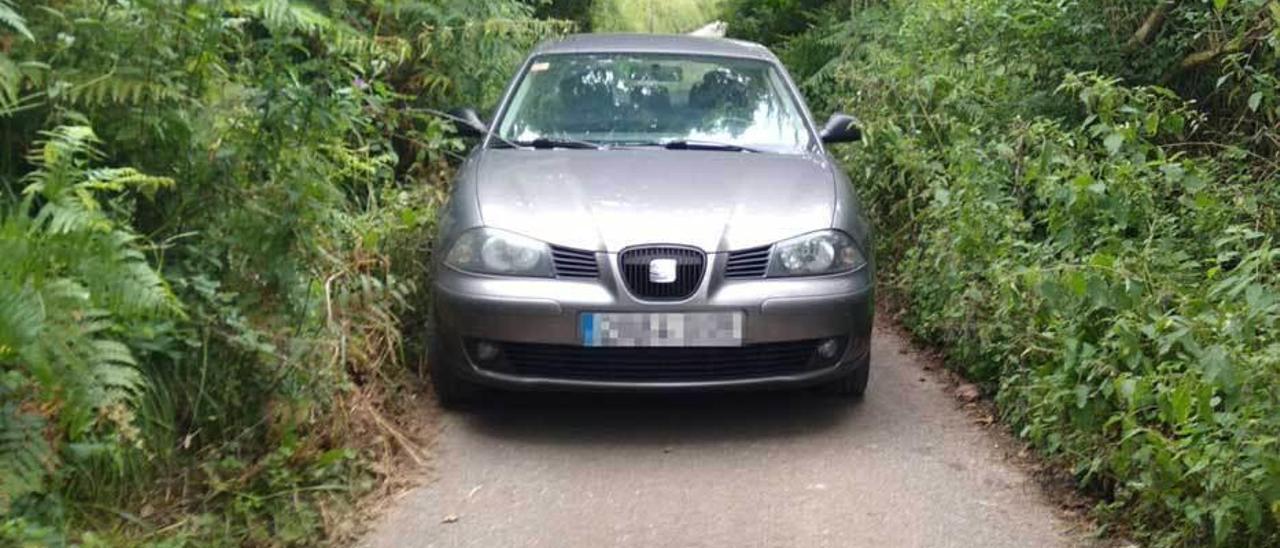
xmin=363 ymin=322 xmax=1083 ymax=547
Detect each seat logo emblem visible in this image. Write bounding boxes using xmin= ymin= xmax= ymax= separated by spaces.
xmin=649 ymin=258 xmax=677 ymax=283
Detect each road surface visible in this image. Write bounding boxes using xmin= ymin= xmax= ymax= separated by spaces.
xmin=362 ymin=322 xmax=1084 ymax=547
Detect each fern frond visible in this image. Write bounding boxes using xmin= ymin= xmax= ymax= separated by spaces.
xmin=0 ymin=402 xmax=52 ymax=514
xmin=0 ymin=282 xmax=43 ymax=357
xmin=1 ymin=124 xmax=176 ymax=504
xmin=22 ymin=128 xmax=176 ymax=237
xmin=36 ymin=278 xmax=92 ymax=309
xmin=83 ymin=167 xmax=175 ymax=199
xmin=95 ymin=237 xmax=180 ymax=315
xmin=28 ymin=125 xmax=101 ymax=168
xmin=0 ymin=53 xmax=21 ymax=112
xmin=30 ymin=199 xmax=105 ymax=235
xmin=90 ymin=341 xmax=145 ymax=405
xmin=0 ymin=0 xmax=33 ymax=41
xmin=245 ymin=0 xmax=334 ymax=36
xmin=330 ymin=30 xmax=411 ymax=65
xmin=58 ymin=67 xmax=185 ymax=108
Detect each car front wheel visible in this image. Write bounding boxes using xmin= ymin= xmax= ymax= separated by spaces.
xmin=427 ymin=328 xmax=482 ymax=410
xmin=823 ymin=354 xmax=870 ymax=398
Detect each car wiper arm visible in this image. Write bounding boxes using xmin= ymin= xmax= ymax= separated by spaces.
xmin=410 ymin=107 xmax=526 ymax=150
xmin=661 ymin=140 xmax=762 ymax=153
xmin=517 ymin=137 xmax=606 ymax=150
xmin=409 ymin=108 xmax=602 ymax=151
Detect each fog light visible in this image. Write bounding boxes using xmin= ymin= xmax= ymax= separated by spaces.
xmin=818 ymin=338 xmax=842 ymax=360
xmin=474 ymin=341 xmax=500 ymax=362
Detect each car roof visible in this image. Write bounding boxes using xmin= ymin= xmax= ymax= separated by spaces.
xmin=532 ymin=33 xmax=777 ymax=62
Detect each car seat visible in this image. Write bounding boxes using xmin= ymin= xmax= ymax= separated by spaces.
xmin=559 ymin=68 xmax=616 ymax=127
xmin=688 ymin=68 xmax=750 ymax=111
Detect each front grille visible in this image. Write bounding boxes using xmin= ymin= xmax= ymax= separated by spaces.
xmin=551 ymin=246 xmax=599 ymax=278
xmin=619 ymin=246 xmax=705 ymax=301
xmin=725 ymin=245 xmax=771 ymax=278
xmin=492 ymin=340 xmax=829 ymax=382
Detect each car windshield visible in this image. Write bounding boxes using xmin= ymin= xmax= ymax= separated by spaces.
xmin=494 ymin=53 xmax=814 ymax=154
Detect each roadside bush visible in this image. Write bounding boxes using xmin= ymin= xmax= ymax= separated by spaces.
xmin=0 ymin=1 xmax=568 ymax=545
xmin=719 ymin=0 xmax=847 ymax=46
xmin=752 ymin=0 xmax=1280 ymax=545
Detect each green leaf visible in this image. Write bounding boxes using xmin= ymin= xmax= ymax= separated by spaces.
xmin=1144 ymin=112 xmax=1160 ymax=135
xmin=1213 ymin=503 xmax=1237 ymax=545
xmin=1247 ymin=92 xmax=1262 ymax=112
xmin=1169 ymin=383 xmax=1193 ymax=424
xmin=1104 ymin=132 xmax=1124 ymax=155
xmin=1117 ymin=377 xmax=1137 ymax=406
xmin=1200 ymin=345 xmax=1237 ymax=394
xmin=1066 ymin=271 xmax=1087 ymax=296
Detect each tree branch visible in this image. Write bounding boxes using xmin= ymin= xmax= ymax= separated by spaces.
xmin=1127 ymin=0 xmax=1178 ymax=49
xmin=1164 ymin=15 xmax=1274 ymax=82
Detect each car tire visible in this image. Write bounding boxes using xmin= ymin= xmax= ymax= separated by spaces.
xmin=823 ymin=355 xmax=870 ymax=398
xmin=427 ymin=329 xmax=482 ymax=411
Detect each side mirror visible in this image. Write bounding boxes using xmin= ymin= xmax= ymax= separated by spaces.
xmin=819 ymin=113 xmax=862 ymax=144
xmin=448 ymin=107 xmax=487 ymax=138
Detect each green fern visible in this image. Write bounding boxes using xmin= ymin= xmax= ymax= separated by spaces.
xmin=0 ymin=401 xmax=51 ymax=514
xmin=0 ymin=0 xmax=32 ymax=41
xmin=0 ymin=0 xmax=578 ymax=542
xmin=0 ymin=0 xmax=33 ymax=113
xmin=244 ymin=0 xmax=335 ymax=36
xmin=54 ymin=67 xmax=185 ymax=108
xmin=0 ymin=125 xmax=176 ymax=513
xmin=0 ymin=54 xmax=19 ymax=113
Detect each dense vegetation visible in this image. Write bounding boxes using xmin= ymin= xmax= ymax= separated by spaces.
xmin=590 ymin=0 xmax=724 ymax=33
xmin=728 ymin=0 xmax=1278 ymax=545
xmin=4 ymin=0 xmax=1277 ymax=545
xmin=0 ymin=1 xmax=569 ymax=545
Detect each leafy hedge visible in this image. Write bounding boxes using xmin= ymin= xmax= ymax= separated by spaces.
xmin=0 ymin=1 xmax=568 ymax=545
xmin=739 ymin=0 xmax=1280 ymax=545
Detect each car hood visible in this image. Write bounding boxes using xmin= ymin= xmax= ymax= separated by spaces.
xmin=474 ymin=149 xmax=835 ymax=253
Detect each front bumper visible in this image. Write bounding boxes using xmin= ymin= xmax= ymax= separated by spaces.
xmin=430 ymin=256 xmax=874 ymax=391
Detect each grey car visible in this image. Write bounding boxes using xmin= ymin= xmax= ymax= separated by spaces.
xmin=429 ymin=34 xmax=873 ymax=408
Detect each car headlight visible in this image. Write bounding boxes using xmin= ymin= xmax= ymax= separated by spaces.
xmin=766 ymin=230 xmax=866 ymax=277
xmin=444 ymin=227 xmax=553 ymax=277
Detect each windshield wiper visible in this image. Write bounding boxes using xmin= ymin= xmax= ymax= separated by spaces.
xmin=516 ymin=137 xmax=606 ymax=150
xmin=660 ymin=139 xmax=763 ymax=153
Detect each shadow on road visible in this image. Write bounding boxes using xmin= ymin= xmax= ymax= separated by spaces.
xmin=454 ymin=390 xmax=867 ymax=447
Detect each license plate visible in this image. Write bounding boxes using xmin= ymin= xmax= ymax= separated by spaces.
xmin=580 ymin=312 xmax=744 ymax=347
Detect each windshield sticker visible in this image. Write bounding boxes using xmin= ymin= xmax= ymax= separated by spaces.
xmin=530 ymin=62 xmax=551 ymax=73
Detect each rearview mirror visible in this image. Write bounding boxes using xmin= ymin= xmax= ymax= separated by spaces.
xmin=820 ymin=113 xmax=862 ymax=144
xmin=448 ymin=107 xmax=487 ymax=138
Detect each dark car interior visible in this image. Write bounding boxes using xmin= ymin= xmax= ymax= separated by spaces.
xmin=515 ymin=56 xmax=770 ymax=139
